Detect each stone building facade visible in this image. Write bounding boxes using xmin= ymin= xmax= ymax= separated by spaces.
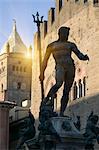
xmin=0 ymin=22 xmax=32 ymax=106
xmin=31 ymin=0 xmax=99 ymax=126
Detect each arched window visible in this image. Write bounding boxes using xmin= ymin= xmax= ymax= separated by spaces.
xmin=2 ymin=66 xmax=5 ymax=72
xmin=93 ymin=0 xmax=99 ymax=6
xmin=78 ymin=79 xmax=82 ymax=98
xmin=73 ymin=82 xmax=78 ymax=100
xmin=12 ymin=65 xmax=15 ymax=71
xmin=17 ymin=82 xmax=21 ymax=90
xmin=24 ymin=67 xmax=26 ymax=72
xmin=93 ymin=0 xmax=98 ymax=4
xmin=83 ymin=77 xmax=86 ymax=96
xmin=16 ymin=66 xmax=19 ymax=71
xmin=20 ymin=66 xmax=22 ymax=72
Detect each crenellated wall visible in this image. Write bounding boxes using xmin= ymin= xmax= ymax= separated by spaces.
xmin=40 ymin=0 xmax=98 ymax=37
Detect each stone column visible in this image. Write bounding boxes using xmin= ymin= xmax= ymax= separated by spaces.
xmin=0 ymin=101 xmax=15 ymax=150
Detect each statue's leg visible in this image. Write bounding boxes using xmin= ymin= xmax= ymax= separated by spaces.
xmin=60 ymin=65 xmax=75 ymax=116
xmin=45 ymin=65 xmax=64 ymax=104
xmin=60 ymin=83 xmax=70 ymax=116
xmin=44 ymin=83 xmax=63 ymax=105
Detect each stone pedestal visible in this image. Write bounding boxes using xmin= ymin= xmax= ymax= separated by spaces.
xmin=0 ymin=101 xmax=15 ymax=150
xmin=40 ymin=117 xmax=85 ymax=150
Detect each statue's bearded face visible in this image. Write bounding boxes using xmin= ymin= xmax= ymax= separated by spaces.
xmin=58 ymin=27 xmax=70 ymax=41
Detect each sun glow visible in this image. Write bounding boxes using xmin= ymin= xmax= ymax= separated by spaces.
xmin=26 ymin=51 xmax=31 ymax=58
xmin=25 ymin=46 xmax=34 ymax=58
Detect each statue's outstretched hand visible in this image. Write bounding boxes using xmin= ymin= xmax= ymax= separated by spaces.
xmin=83 ymin=54 xmax=89 ymax=61
xmin=39 ymin=73 xmax=44 ymax=81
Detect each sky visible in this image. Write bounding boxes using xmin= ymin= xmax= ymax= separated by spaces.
xmin=0 ymin=0 xmax=55 ymax=50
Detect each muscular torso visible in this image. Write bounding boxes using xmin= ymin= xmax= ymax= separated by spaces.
xmin=50 ymin=41 xmax=74 ymax=67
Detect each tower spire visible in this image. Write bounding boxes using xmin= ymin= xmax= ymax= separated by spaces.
xmin=13 ymin=19 xmax=17 ymax=32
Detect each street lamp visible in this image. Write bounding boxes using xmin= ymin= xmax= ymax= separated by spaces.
xmin=32 ymin=12 xmax=44 ymax=101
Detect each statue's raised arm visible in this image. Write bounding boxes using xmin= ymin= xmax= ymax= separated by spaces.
xmin=71 ymin=43 xmax=89 ymax=61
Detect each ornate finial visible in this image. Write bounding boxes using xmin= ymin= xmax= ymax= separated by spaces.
xmin=13 ymin=19 xmax=17 ymax=32
xmin=13 ymin=19 xmax=16 ymax=24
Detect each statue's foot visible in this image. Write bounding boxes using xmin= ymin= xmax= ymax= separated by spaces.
xmin=59 ymin=112 xmax=64 ymax=117
xmin=43 ymin=97 xmax=54 ymax=107
xmin=59 ymin=112 xmax=70 ymax=118
xmin=43 ymin=97 xmax=49 ymax=104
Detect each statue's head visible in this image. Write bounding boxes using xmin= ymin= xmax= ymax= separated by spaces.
xmin=58 ymin=26 xmax=70 ymax=41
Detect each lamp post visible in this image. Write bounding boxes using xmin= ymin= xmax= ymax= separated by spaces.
xmin=32 ymin=12 xmax=44 ymax=101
